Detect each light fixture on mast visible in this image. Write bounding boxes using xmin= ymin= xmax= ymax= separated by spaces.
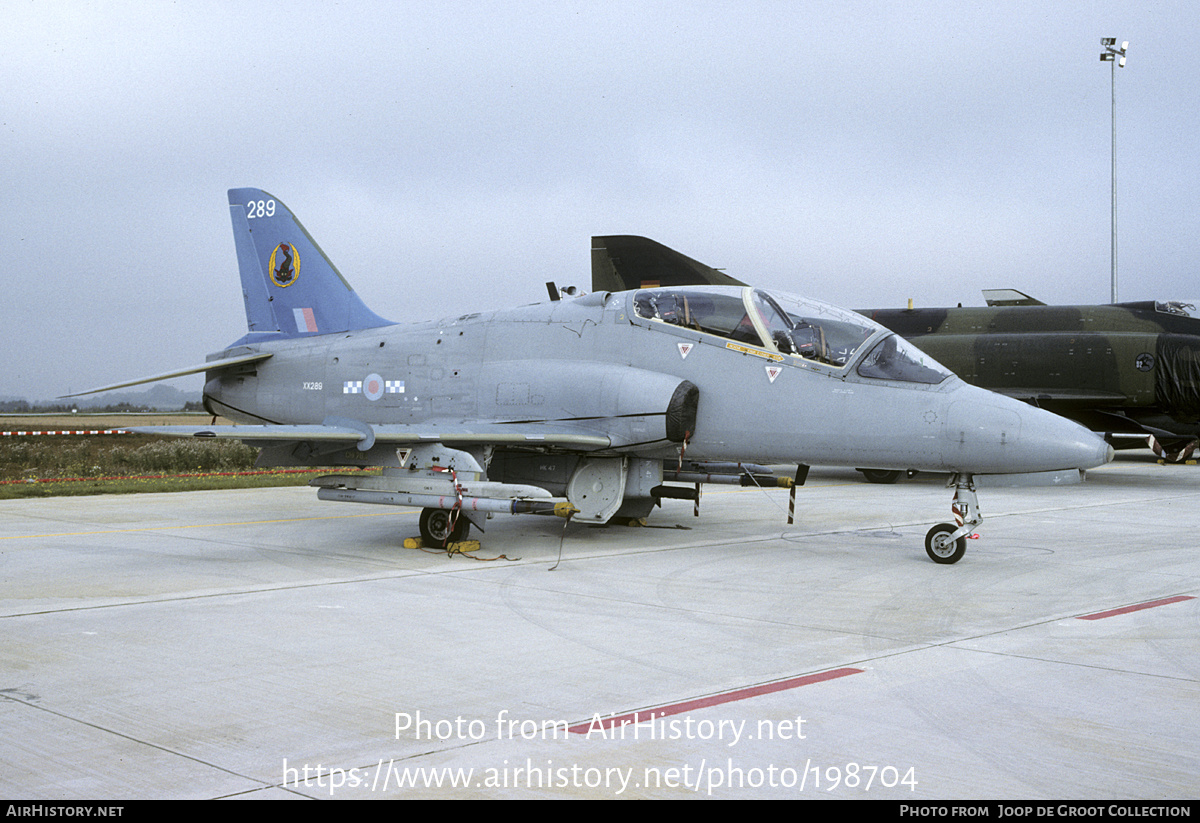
xmin=1099 ymin=38 xmax=1128 ymax=303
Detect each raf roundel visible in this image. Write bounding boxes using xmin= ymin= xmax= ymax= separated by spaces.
xmin=364 ymin=373 xmax=385 ymax=401
xmin=269 ymin=242 xmax=300 ymax=287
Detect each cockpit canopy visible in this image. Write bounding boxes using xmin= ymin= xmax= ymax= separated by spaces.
xmin=1155 ymin=301 xmax=1198 ymax=318
xmin=633 ymin=286 xmax=953 ymax=385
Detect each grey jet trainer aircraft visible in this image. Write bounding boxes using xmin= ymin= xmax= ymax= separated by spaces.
xmin=74 ymin=189 xmax=1114 ymax=564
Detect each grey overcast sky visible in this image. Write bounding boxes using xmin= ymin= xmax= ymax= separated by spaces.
xmin=4 ymin=1 xmax=1198 ymax=401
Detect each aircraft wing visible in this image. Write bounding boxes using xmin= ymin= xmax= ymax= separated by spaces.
xmin=61 ymin=351 xmax=273 ymax=398
xmin=130 ymin=421 xmax=613 ymax=451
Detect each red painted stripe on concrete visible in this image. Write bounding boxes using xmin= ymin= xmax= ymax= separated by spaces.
xmin=1077 ymin=595 xmax=1194 ymax=621
xmin=568 ymin=667 xmax=863 ymax=734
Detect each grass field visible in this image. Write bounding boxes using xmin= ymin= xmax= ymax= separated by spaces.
xmin=0 ymin=413 xmax=352 ymax=499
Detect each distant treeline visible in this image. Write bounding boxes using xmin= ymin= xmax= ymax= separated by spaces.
xmin=0 ymin=400 xmax=206 ymax=414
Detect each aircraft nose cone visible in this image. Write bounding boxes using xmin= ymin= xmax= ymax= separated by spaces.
xmin=943 ymin=386 xmax=1113 ymax=474
xmin=1026 ymin=407 xmax=1113 ymax=472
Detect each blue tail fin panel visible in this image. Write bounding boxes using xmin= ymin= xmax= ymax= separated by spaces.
xmin=227 ymin=188 xmax=391 ymax=342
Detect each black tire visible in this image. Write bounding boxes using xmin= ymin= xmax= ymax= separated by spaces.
xmin=859 ymin=469 xmax=902 ymax=484
xmin=925 ymin=523 xmax=966 ymax=564
xmin=419 ymin=508 xmax=470 ymax=544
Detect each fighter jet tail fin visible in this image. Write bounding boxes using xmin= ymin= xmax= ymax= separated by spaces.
xmin=591 ymin=235 xmax=748 ymax=292
xmin=227 ymin=188 xmax=391 ymax=342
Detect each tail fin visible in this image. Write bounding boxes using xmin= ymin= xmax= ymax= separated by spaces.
xmin=227 ymin=188 xmax=391 ymax=343
xmin=591 ymin=235 xmax=748 ymax=293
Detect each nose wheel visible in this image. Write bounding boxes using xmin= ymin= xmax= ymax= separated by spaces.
xmin=925 ymin=523 xmax=966 ymax=564
xmin=925 ymin=474 xmax=980 ymax=564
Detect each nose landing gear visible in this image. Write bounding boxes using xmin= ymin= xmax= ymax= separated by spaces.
xmin=925 ymin=474 xmax=980 ymax=564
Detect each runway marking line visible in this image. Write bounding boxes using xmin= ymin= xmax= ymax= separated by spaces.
xmin=1076 ymin=595 xmax=1195 ymax=620
xmin=0 ymin=510 xmax=406 ymax=541
xmin=567 ymin=667 xmax=863 ymax=734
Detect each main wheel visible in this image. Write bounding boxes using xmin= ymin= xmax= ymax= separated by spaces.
xmin=858 ymin=469 xmax=902 ymax=484
xmin=419 ymin=508 xmax=470 ymax=544
xmin=925 ymin=523 xmax=966 ymax=564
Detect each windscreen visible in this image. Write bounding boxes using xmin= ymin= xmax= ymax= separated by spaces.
xmin=856 ymin=334 xmax=953 ymax=384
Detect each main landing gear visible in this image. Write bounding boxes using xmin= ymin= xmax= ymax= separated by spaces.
xmin=924 ymin=473 xmax=981 ymax=564
xmin=419 ymin=507 xmax=470 ymax=545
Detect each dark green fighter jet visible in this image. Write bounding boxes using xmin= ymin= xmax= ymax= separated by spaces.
xmin=590 ymin=235 xmax=1200 ymax=469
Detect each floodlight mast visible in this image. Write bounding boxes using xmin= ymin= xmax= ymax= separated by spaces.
xmin=1100 ymin=38 xmax=1128 ymax=303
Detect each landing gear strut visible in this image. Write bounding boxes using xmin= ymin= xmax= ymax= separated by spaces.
xmin=925 ymin=473 xmax=981 ymax=564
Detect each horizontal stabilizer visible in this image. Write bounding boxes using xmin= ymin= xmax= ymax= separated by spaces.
xmin=61 ymin=352 xmax=273 ymax=398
